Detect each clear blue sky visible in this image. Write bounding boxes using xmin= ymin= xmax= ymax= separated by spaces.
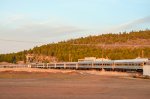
xmin=0 ymin=0 xmax=150 ymax=54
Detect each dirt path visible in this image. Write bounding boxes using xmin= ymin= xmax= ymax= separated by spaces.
xmin=0 ymin=69 xmax=149 ymax=99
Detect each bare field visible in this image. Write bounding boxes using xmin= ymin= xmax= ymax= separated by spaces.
xmin=0 ymin=68 xmax=150 ymax=99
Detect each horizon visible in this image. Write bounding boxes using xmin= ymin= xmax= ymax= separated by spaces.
xmin=0 ymin=0 xmax=150 ymax=54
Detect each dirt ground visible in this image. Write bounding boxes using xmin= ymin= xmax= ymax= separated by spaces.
xmin=0 ymin=68 xmax=150 ymax=99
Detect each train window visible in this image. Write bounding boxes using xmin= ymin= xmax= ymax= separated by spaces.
xmin=116 ymin=64 xmax=120 ymax=66
xmin=130 ymin=64 xmax=132 ymax=66
xmin=94 ymin=64 xmax=102 ymax=66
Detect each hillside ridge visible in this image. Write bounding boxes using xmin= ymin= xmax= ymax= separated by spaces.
xmin=0 ymin=30 xmax=150 ymax=63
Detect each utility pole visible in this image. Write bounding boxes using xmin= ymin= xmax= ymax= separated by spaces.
xmin=142 ymin=50 xmax=144 ymax=58
xmin=69 ymin=52 xmax=71 ymax=62
xmin=102 ymin=44 xmax=104 ymax=59
xmin=101 ymin=44 xmax=104 ymax=68
xmin=102 ymin=49 xmax=103 ymax=59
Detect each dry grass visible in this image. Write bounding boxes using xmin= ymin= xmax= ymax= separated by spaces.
xmin=0 ymin=68 xmax=136 ymax=79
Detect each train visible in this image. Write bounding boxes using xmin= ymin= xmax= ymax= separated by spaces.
xmin=29 ymin=57 xmax=150 ymax=72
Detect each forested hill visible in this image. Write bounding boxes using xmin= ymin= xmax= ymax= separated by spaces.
xmin=66 ymin=30 xmax=150 ymax=45
xmin=0 ymin=30 xmax=150 ymax=63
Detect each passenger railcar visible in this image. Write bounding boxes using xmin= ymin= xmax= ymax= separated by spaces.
xmin=29 ymin=58 xmax=149 ymax=72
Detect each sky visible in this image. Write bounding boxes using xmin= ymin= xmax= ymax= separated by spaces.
xmin=0 ymin=0 xmax=150 ymax=54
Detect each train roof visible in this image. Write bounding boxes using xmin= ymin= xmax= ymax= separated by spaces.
xmin=94 ymin=60 xmax=113 ymax=63
xmin=114 ymin=58 xmax=149 ymax=63
xmin=78 ymin=60 xmax=113 ymax=64
xmin=78 ymin=58 xmax=149 ymax=64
